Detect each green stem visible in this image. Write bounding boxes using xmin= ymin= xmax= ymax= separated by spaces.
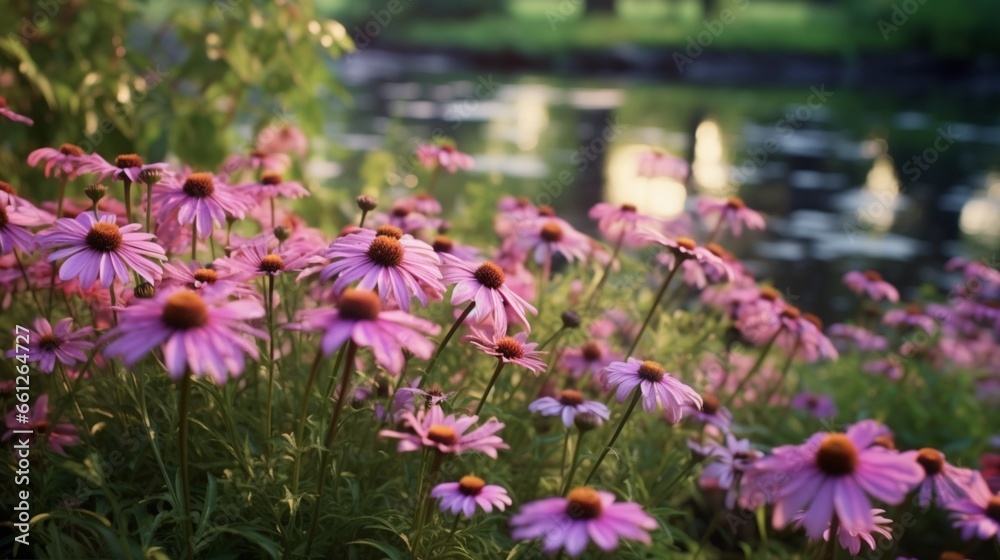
xmin=763 ymin=334 xmax=800 ymax=407
xmin=537 ymin=325 xmax=566 ymax=351
xmin=292 ymin=350 xmax=325 ymax=494
xmin=724 ymin=327 xmax=782 ymax=409
xmin=123 ymin=178 xmax=134 ymax=224
xmin=583 ymin=387 xmax=642 ymax=485
xmin=178 ymin=372 xmax=195 ymax=560
xmin=474 ymin=360 xmax=506 ymax=416
xmin=538 ymin=246 xmax=552 ymax=318
xmin=626 ymin=259 xmax=683 ymax=359
xmin=585 ymin=232 xmax=625 ymax=312
xmin=358 ymin=209 xmax=370 ymax=228
xmin=822 ymin=516 xmax=840 ymax=560
xmin=412 ymin=451 xmax=444 ymax=555
xmin=190 ymin=221 xmax=197 ymax=261
xmin=561 ymin=430 xmax=586 ymax=495
xmin=420 ymin=301 xmax=475 ymax=387
xmin=425 ymin=165 xmax=442 ymax=196
xmin=145 ymin=182 xmax=155 ymax=233
xmin=264 ymin=275 xmax=276 ymax=457
xmin=13 ymin=249 xmax=45 ymax=316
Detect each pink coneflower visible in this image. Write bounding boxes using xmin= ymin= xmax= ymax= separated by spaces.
xmin=682 ymin=393 xmax=732 ymax=431
xmin=689 ymin=434 xmax=762 ymax=509
xmin=102 ymin=287 xmax=266 ymax=383
xmin=235 ymin=171 xmax=309 ymax=202
xmin=677 ymin=250 xmax=734 ymax=289
xmin=215 ymin=235 xmax=309 ymax=281
xmin=843 ymin=270 xmax=900 ymax=302
xmin=560 ymin=340 xmax=621 ymax=379
xmin=0 ymin=97 xmax=33 ymax=125
xmin=36 ymin=212 xmax=166 ymax=288
xmin=0 ymin=203 xmax=47 ymax=255
xmin=791 ymin=508 xmax=894 ymax=556
xmin=883 ymin=304 xmax=937 ymax=334
xmin=441 ymin=259 xmax=537 ymax=335
xmin=862 ymin=358 xmax=905 ymax=381
xmin=637 ymin=150 xmax=688 ymax=180
xmin=696 ymin=196 xmax=766 ymax=237
xmin=86 ymin=153 xmax=170 ymax=184
xmin=601 ymin=359 xmax=702 ymax=422
xmin=431 ymin=475 xmax=512 ymax=518
xmin=743 ymin=419 xmax=923 ymax=540
xmin=4 ymin=318 xmax=93 ymax=373
xmin=636 ymin=230 xmax=729 ymax=273
xmin=465 ymin=330 xmax=547 ymax=372
xmin=777 ymin=309 xmax=838 ymax=363
xmin=519 ymin=217 xmax=593 ymax=265
xmin=256 ymin=123 xmax=308 ymax=157
xmin=396 ymin=193 xmax=443 ymax=216
xmin=910 ymin=448 xmax=977 ymax=507
xmin=432 ymin=235 xmax=480 ymax=263
xmin=27 ymin=143 xmax=98 ymax=179
xmin=948 ymin=473 xmax=1000 ymax=545
xmin=222 ymin=149 xmax=291 ymax=174
xmin=827 ymin=324 xmax=887 ymax=353
xmin=289 ymin=288 xmax=440 ymax=375
xmin=790 ymin=392 xmax=837 ymax=418
xmin=378 ymin=404 xmax=508 ymax=458
xmin=2 ymin=395 xmax=77 ymax=455
xmin=587 ymin=202 xmax=662 ymax=247
xmin=372 ymin=203 xmax=441 ymax=235
xmin=510 ymin=487 xmax=658 ymax=557
xmin=528 ymin=390 xmax=610 ymax=428
xmin=154 ymin=171 xmax=251 ymax=238
xmin=161 ymin=260 xmax=255 ymax=297
xmin=319 ymin=226 xmax=444 ymax=312
xmin=415 ymin=143 xmax=474 ymax=173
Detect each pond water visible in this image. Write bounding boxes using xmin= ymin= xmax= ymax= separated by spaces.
xmin=320 ymin=49 xmax=1000 ymax=320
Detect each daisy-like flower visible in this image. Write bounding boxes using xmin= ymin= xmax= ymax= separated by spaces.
xmin=235 ymin=171 xmax=309 ymax=202
xmin=636 ymin=230 xmax=730 ymax=277
xmin=431 ymin=475 xmax=512 ymax=518
xmin=742 ymin=419 xmax=924 ymax=540
xmin=4 ymin=318 xmax=93 ymax=373
xmin=689 ymin=434 xmax=763 ymax=509
xmin=682 ymin=393 xmax=732 ymax=431
xmin=441 ymin=259 xmax=537 ymax=335
xmin=587 ymin=202 xmax=662 ymax=247
xmin=319 ymin=225 xmax=444 ymax=312
xmin=601 ymin=359 xmax=702 ymax=422
xmin=528 ymin=390 xmax=610 ymax=428
xmin=289 ymin=288 xmax=440 ymax=375
xmin=637 ymin=149 xmax=688 ymax=180
xmin=35 ymin=212 xmax=166 ymax=288
xmin=102 ymin=287 xmax=266 ymax=383
xmin=214 ymin=235 xmax=309 ymax=281
xmin=0 ymin=203 xmax=48 ymax=255
xmin=948 ymin=473 xmax=1000 ymax=545
xmin=862 ymin=358 xmax=905 ymax=381
xmin=560 ymin=340 xmax=621 ymax=379
xmin=843 ymin=270 xmax=900 ymax=302
xmin=397 ymin=193 xmax=443 ymax=216
xmin=776 ymin=308 xmax=839 ymax=363
xmin=27 ymin=143 xmax=98 ymax=179
xmin=883 ymin=304 xmax=937 ymax=334
xmin=827 ymin=324 xmax=887 ymax=353
xmin=432 ymin=235 xmax=480 ymax=262
xmin=256 ymin=123 xmax=308 ymax=157
xmin=0 ymin=96 xmax=33 ymax=125
xmin=696 ymin=196 xmax=766 ymax=237
xmin=510 ymin=487 xmax=658 ymax=557
xmin=154 ymin=171 xmax=251 ymax=238
xmin=222 ymin=149 xmax=291 ymax=174
xmin=415 ymin=142 xmax=474 ymax=173
xmin=372 ymin=203 xmax=441 ymax=235
xmin=378 ymin=404 xmax=508 ymax=457
xmin=86 ymin=153 xmax=170 ymax=184
xmin=514 ymin=216 xmax=592 ymax=265
xmin=791 ymin=508 xmax=894 ymax=556
xmin=790 ymin=392 xmax=837 ymax=418
xmin=2 ymin=395 xmax=77 ymax=455
xmin=910 ymin=448 xmax=978 ymax=508
xmin=161 ymin=260 xmax=255 ymax=297
xmin=465 ymin=330 xmax=547 ymax=372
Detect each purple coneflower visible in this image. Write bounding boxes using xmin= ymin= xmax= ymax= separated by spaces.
xmin=4 ymin=318 xmax=93 ymax=373
xmin=441 ymin=259 xmax=537 ymax=335
xmin=319 ymin=225 xmax=444 ymax=312
xmin=777 ymin=309 xmax=838 ymax=363
xmin=689 ymin=434 xmax=762 ymax=509
xmin=290 ymin=288 xmax=440 ymax=375
xmin=587 ymin=202 xmax=662 ymax=247
xmin=910 ymin=448 xmax=977 ymax=507
xmin=236 ymin=171 xmax=309 ymax=202
xmin=602 ymin=358 xmax=702 ymax=422
xmin=883 ymin=304 xmax=937 ymax=334
xmin=102 ymin=287 xmax=266 ymax=383
xmin=86 ymin=153 xmax=170 ymax=184
xmin=415 ymin=143 xmax=474 ymax=173
xmin=790 ymin=392 xmax=837 ymax=418
xmin=636 ymin=149 xmax=688 ymax=180
xmin=431 ymin=475 xmax=512 ymax=518
xmin=510 ymin=487 xmax=658 ymax=557
xmin=514 ymin=216 xmax=591 ymax=265
xmin=528 ymin=390 xmax=610 ymax=428
xmin=215 ymin=235 xmax=309 ymax=281
xmin=465 ymin=330 xmax=547 ymax=372
xmin=161 ymin=260 xmax=254 ymax=297
xmin=948 ymin=473 xmax=1000 ymax=545
xmin=827 ymin=324 xmax=887 ymax=353
xmin=378 ymin=404 xmax=508 ymax=458
xmin=27 ymin=143 xmax=97 ymax=179
xmin=222 ymin=149 xmax=290 ymax=174
xmin=560 ymin=340 xmax=621 ymax=379
xmin=682 ymin=393 xmax=732 ymax=431
xmin=743 ymin=419 xmax=923 ymax=540
xmin=791 ymin=508 xmax=894 ymax=556
xmin=0 ymin=203 xmax=47 ymax=255
xmin=0 ymin=97 xmax=33 ymax=125
xmin=256 ymin=124 xmax=308 ymax=157
xmin=862 ymin=358 xmax=905 ymax=381
xmin=36 ymin=212 xmax=166 ymax=288
xmin=432 ymin=235 xmax=480 ymax=263
xmin=2 ymin=395 xmax=77 ymax=455
xmin=397 ymin=193 xmax=443 ymax=216
xmin=696 ymin=196 xmax=766 ymax=238
xmin=843 ymin=270 xmax=900 ymax=302
xmin=154 ymin=171 xmax=251 ymax=238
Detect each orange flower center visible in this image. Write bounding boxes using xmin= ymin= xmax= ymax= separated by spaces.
xmin=260 ymin=172 xmax=282 ymax=185
xmin=675 ymin=237 xmax=697 ymax=251
xmin=260 ymin=254 xmax=284 ymax=273
xmin=620 ymin=203 xmax=637 ymax=212
xmin=566 ymin=487 xmax=603 ymax=520
xmin=863 ymin=270 xmax=883 ymax=282
xmin=427 ymin=424 xmax=458 ymax=445
xmin=759 ymin=286 xmax=780 ymax=301
xmin=637 ymin=360 xmax=665 ymax=382
xmin=558 ymin=390 xmax=585 ymax=406
xmin=85 ymin=222 xmax=123 ymax=252
xmin=337 ymin=289 xmax=382 ymax=321
xmin=987 ymin=497 xmax=1000 ymax=523
xmin=726 ymin=196 xmax=745 ymax=209
xmin=916 ymin=448 xmax=944 ymax=476
xmin=473 ymin=261 xmax=505 ymax=289
xmin=816 ymin=434 xmax=858 ymax=475
xmin=193 ymin=268 xmax=218 ymax=284
xmin=59 ymin=143 xmax=84 ymax=156
xmin=432 ymin=235 xmax=453 ymax=253
xmin=781 ymin=306 xmax=801 ymax=320
xmin=540 ymin=221 xmax=563 ymax=242
xmin=39 ymin=334 xmax=60 ymax=351
xmin=182 ymin=173 xmax=215 ymax=198
xmin=701 ymin=393 xmax=720 ymax=415
xmin=495 ymin=337 xmax=525 ymax=360
xmin=581 ymin=341 xmax=602 ymax=361
xmin=376 ymin=225 xmax=404 ymax=239
xmin=162 ymin=291 xmax=210 ymax=330
xmin=458 ymin=475 xmax=486 ymax=496
xmin=115 ymin=154 xmax=143 ymax=168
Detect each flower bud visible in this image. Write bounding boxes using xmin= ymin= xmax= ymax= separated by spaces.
xmin=561 ymin=310 xmax=581 ymax=329
xmin=85 ymin=184 xmax=108 ymax=204
xmin=356 ymin=195 xmax=378 ymax=212
xmin=138 ymin=168 xmax=163 ymax=186
xmin=273 ymin=225 xmax=291 ymax=242
xmin=574 ymin=412 xmax=602 ymax=433
xmin=134 ymin=282 xmax=155 ymax=299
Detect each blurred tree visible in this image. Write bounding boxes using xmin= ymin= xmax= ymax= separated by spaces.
xmin=585 ymin=0 xmax=617 ymax=14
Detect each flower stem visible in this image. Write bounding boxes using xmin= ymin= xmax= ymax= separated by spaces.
xmin=538 ymin=246 xmax=552 ymax=317
xmin=561 ymin=429 xmax=586 ymax=495
xmin=706 ymin=215 xmax=725 ymax=245
xmin=123 ymin=179 xmax=134 ymax=224
xmin=585 ymin=232 xmax=625 ymax=312
xmin=145 ymin=181 xmax=155 ymax=233
xmin=583 ymin=387 xmax=641 ymax=485
xmin=724 ymin=327 xmax=781 ymax=409
xmin=425 ymin=165 xmax=442 ymax=196
xmin=359 ymin=209 xmax=370 ymax=228
xmin=626 ymin=260 xmax=682 ymax=359
xmin=270 ymin=198 xmax=276 ymax=230
xmin=177 ymin=372 xmax=195 ymax=560
xmin=763 ymin=334 xmax=800 ymax=407
xmin=190 ymin=221 xmax=197 ymax=261
xmin=412 ymin=451 xmax=444 ymax=555
xmin=821 ymin=515 xmax=840 ymax=560
xmin=264 ymin=275 xmax=276 ymax=457
xmin=421 ymin=301 xmax=475 ymax=386
xmin=13 ymin=249 xmax=44 ymax=316
xmin=537 ymin=325 xmax=566 ymax=351
xmin=474 ymin=360 xmax=506 ymax=416
xmin=292 ymin=350 xmax=325 ymax=494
